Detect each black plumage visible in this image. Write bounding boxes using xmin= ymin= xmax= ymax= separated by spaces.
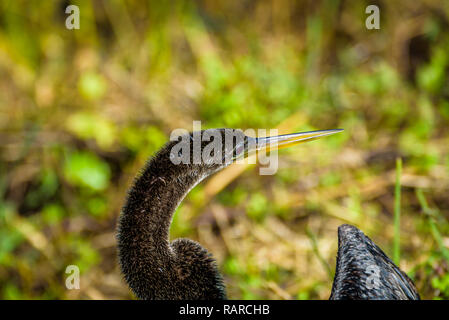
xmin=330 ymin=224 xmax=420 ymax=300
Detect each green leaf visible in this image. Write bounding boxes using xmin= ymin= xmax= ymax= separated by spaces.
xmin=42 ymin=203 xmax=65 ymax=225
xmin=66 ymin=112 xmax=116 ymax=149
xmin=64 ymin=151 xmax=111 ymax=191
xmin=247 ymin=193 xmax=268 ymax=221
xmin=78 ymin=71 xmax=107 ymax=101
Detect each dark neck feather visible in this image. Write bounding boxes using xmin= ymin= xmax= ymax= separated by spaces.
xmin=117 ymin=143 xmax=226 ymax=300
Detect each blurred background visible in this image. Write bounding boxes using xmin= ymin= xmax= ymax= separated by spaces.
xmin=0 ymin=0 xmax=449 ymax=299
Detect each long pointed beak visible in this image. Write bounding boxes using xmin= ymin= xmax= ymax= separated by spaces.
xmin=248 ymin=129 xmax=343 ymax=153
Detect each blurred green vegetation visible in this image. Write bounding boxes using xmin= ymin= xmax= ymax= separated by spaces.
xmin=0 ymin=0 xmax=449 ymax=299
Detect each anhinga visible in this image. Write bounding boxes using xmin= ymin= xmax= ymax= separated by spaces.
xmin=117 ymin=128 xmax=419 ymax=300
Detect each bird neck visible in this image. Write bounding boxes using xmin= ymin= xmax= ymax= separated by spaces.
xmin=117 ymin=147 xmax=226 ymax=299
xmin=124 ymin=160 xmax=201 ymax=253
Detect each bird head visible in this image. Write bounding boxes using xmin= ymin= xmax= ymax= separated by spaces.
xmin=166 ymin=128 xmax=343 ymax=176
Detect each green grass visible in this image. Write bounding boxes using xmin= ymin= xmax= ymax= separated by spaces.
xmin=416 ymin=189 xmax=449 ymax=265
xmin=393 ymin=157 xmax=402 ymax=265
